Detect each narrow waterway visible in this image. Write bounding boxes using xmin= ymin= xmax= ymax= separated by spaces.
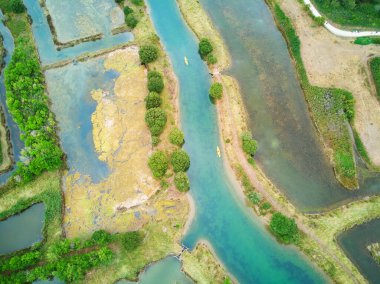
xmin=147 ymin=0 xmax=326 ymax=283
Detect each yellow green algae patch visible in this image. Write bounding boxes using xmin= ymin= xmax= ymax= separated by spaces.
xmin=63 ymin=47 xmax=160 ymax=238
xmin=181 ymin=241 xmax=232 ymax=284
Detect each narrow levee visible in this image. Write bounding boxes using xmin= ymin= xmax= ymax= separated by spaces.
xmin=146 ymin=0 xmax=326 ymax=282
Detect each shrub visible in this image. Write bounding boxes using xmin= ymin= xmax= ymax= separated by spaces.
xmin=269 ymin=212 xmax=300 ymax=244
xmin=241 ymin=132 xmax=258 ymax=156
xmin=174 ymin=172 xmax=190 ymax=192
xmin=148 ymin=151 xmax=168 ymax=178
xmin=123 ymin=6 xmax=133 ymax=16
xmin=169 ymin=127 xmax=184 ymax=146
xmin=314 ymin=16 xmax=325 ymax=26
xmin=10 ymin=0 xmax=25 ymax=13
xmin=148 ymin=76 xmax=164 ymax=93
xmin=171 ymin=150 xmax=190 ymax=173
xmin=122 ymin=231 xmax=144 ymax=251
xmin=145 ymin=92 xmax=162 ymax=109
xmin=209 ymin=82 xmax=223 ymax=100
xmin=139 ymin=45 xmax=159 ymax=64
xmin=199 ymin=38 xmax=213 ymax=58
xmin=145 ymin=107 xmax=167 ymax=135
xmin=131 ymin=0 xmax=144 ymax=6
xmin=125 ymin=13 xmax=138 ymax=28
xmin=115 ymin=0 xmax=124 ymax=3
xmin=152 ymin=135 xmax=160 ymax=146
xmin=207 ymin=54 xmax=217 ymax=65
xmin=91 ymin=230 xmax=112 ymax=245
xmin=148 ymin=70 xmax=163 ymax=80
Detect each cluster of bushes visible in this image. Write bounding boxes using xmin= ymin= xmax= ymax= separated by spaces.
xmin=10 ymin=0 xmax=25 ymax=13
xmin=0 ymin=251 xmax=42 ymax=272
xmin=269 ymin=212 xmax=300 ymax=244
xmin=241 ymin=132 xmax=258 ymax=157
xmin=209 ymin=82 xmax=223 ymax=101
xmin=123 ymin=4 xmax=139 ymax=29
xmin=0 ymin=247 xmax=114 ymax=283
xmin=5 ymin=39 xmax=63 ymax=183
xmin=198 ymin=38 xmax=217 ymax=65
xmin=354 ymin=37 xmax=380 ymax=46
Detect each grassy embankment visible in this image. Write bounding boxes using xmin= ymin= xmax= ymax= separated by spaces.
xmin=370 ymin=57 xmax=380 ymax=100
xmin=311 ymin=0 xmax=380 ymax=29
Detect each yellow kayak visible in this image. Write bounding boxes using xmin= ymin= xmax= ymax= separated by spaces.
xmin=217 ymin=146 xmax=221 ymax=158
xmin=184 ymin=56 xmax=188 ymax=65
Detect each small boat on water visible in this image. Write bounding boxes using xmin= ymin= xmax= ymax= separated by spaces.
xmin=184 ymin=56 xmax=188 ymax=65
xmin=217 ymin=146 xmax=221 ymax=158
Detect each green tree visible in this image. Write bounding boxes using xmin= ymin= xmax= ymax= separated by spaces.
xmin=10 ymin=0 xmax=25 ymax=13
xmin=91 ymin=230 xmax=112 ymax=245
xmin=169 ymin=127 xmax=184 ymax=146
xmin=209 ymin=82 xmax=223 ymax=100
xmin=198 ymin=38 xmax=213 ymax=58
xmin=148 ymin=151 xmax=168 ymax=177
xmin=148 ymin=76 xmax=164 ymax=93
xmin=148 ymin=70 xmax=163 ymax=80
xmin=125 ymin=13 xmax=138 ymax=28
xmin=174 ymin=172 xmax=190 ymax=192
xmin=122 ymin=231 xmax=144 ymax=251
xmin=145 ymin=107 xmax=167 ymax=135
xmin=241 ymin=132 xmax=258 ymax=156
xmin=139 ymin=45 xmax=159 ymax=64
xmin=145 ymin=92 xmax=162 ymax=109
xmin=269 ymin=212 xmax=300 ymax=244
xmin=207 ymin=54 xmax=218 ymax=65
xmin=131 ymin=0 xmax=144 ymax=6
xmin=171 ymin=150 xmax=190 ymax=173
xmin=123 ymin=6 xmax=133 ymax=16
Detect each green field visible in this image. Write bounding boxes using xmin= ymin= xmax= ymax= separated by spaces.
xmin=312 ymin=0 xmax=380 ymax=29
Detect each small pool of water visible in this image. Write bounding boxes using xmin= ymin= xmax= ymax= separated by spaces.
xmin=118 ymin=257 xmax=192 ymax=284
xmin=23 ymin=0 xmax=133 ymax=65
xmin=0 ymin=203 xmax=45 ymax=255
xmin=338 ymin=218 xmax=380 ymax=284
xmin=45 ymin=58 xmax=116 ymax=182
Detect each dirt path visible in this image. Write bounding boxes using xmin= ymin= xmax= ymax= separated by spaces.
xmin=279 ymin=0 xmax=380 ymax=166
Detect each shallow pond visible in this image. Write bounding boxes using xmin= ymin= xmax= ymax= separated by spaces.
xmin=0 ymin=203 xmax=45 ymax=255
xmin=338 ymin=218 xmax=380 ymax=284
xmin=147 ymin=0 xmax=326 ymax=282
xmin=45 ymin=58 xmax=115 ymax=182
xmin=118 ymin=257 xmax=192 ymax=284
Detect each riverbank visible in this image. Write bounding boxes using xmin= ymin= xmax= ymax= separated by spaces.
xmin=176 ymin=0 xmax=380 ymax=282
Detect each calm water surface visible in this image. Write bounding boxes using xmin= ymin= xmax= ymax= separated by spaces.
xmin=147 ymin=0 xmax=326 ymax=283
xmin=0 ymin=203 xmax=45 ymax=255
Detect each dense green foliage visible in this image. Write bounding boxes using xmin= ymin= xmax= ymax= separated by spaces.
xmin=169 ymin=127 xmax=185 ymax=146
xmin=312 ymin=0 xmax=380 ymax=28
xmin=115 ymin=0 xmax=124 ymax=3
xmin=241 ymin=132 xmax=258 ymax=156
xmin=147 ymin=71 xmax=164 ymax=93
xmin=10 ymin=0 xmax=25 ymax=13
xmin=126 ymin=13 xmax=138 ymax=28
xmin=131 ymin=0 xmax=144 ymax=6
xmin=145 ymin=107 xmax=167 ymax=136
xmin=148 ymin=151 xmax=168 ymax=178
xmin=145 ymin=92 xmax=162 ymax=109
xmin=209 ymin=82 xmax=223 ymax=101
xmin=198 ymin=38 xmax=213 ymax=58
xmin=353 ymin=130 xmax=371 ymax=166
xmin=122 ymin=231 xmax=144 ymax=251
xmin=269 ymin=212 xmax=300 ymax=244
xmin=174 ymin=172 xmax=190 ymax=192
xmin=139 ymin=45 xmax=159 ymax=64
xmin=91 ymin=230 xmax=112 ymax=246
xmin=354 ymin=37 xmax=380 ymax=46
xmin=207 ymin=54 xmax=217 ymax=65
xmin=5 ymin=40 xmax=63 ymax=183
xmin=171 ymin=150 xmax=190 ymax=173
xmin=370 ymin=57 xmax=380 ymax=99
xmin=151 ymin=135 xmax=160 ymax=146
xmin=274 ymin=4 xmax=357 ymax=187
xmin=123 ymin=6 xmax=133 ymax=16
xmin=0 ymin=251 xmax=42 ymax=272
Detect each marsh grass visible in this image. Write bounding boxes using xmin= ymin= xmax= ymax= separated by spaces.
xmin=370 ymin=57 xmax=380 ymax=100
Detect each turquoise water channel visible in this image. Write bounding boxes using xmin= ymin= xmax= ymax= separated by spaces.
xmin=147 ymin=0 xmax=326 ymax=282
